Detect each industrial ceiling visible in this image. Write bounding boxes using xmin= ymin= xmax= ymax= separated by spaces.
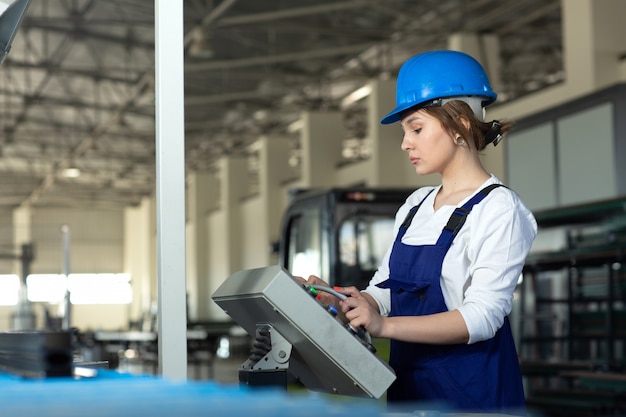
xmin=0 ymin=0 xmax=562 ymax=214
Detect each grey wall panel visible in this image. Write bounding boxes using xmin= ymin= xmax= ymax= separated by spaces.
xmin=507 ymin=123 xmax=557 ymax=211
xmin=557 ymin=102 xmax=615 ymax=205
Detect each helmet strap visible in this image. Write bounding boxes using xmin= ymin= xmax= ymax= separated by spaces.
xmin=440 ymin=96 xmax=486 ymax=122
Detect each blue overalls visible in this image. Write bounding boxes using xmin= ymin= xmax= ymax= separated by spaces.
xmin=378 ymin=184 xmax=526 ymax=415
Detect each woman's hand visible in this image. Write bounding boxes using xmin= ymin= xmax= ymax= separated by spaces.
xmin=303 ymin=274 xmax=330 ymax=287
xmin=293 ymin=275 xmax=339 ymax=307
xmin=336 ymin=287 xmax=385 ymax=338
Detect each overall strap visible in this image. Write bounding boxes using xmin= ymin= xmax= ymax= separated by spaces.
xmin=396 ymin=189 xmax=436 ymax=240
xmin=436 ymin=183 xmax=505 ymax=247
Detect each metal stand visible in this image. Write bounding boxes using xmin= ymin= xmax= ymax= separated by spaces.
xmin=239 ymin=324 xmax=292 ymax=389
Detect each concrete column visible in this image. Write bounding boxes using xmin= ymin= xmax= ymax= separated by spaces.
xmin=368 ymin=79 xmax=437 ymax=187
xmin=253 ymin=135 xmax=293 ymax=262
xmin=589 ymin=0 xmax=626 ymax=89
xmin=204 ymin=156 xmax=248 ymax=319
xmin=493 ymin=0 xmax=626 ymax=121
xmin=12 ymin=206 xmax=32 ymax=276
xmin=563 ymin=0 xmax=595 ymax=91
xmin=186 ymin=172 xmax=218 ymax=321
xmin=123 ymin=196 xmax=156 ymax=329
xmin=562 ymin=0 xmax=626 ymax=91
xmin=448 ymin=32 xmax=502 ymax=95
xmin=619 ymin=59 xmax=626 ymax=82
xmin=368 ymin=78 xmax=401 ymax=186
xmin=299 ymin=111 xmax=344 ymax=187
xmin=11 ymin=205 xmax=35 ymax=330
xmin=447 ymin=32 xmax=506 ymax=180
xmin=221 ymin=156 xmax=248 ymax=273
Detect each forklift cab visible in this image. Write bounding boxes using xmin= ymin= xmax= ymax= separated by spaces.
xmin=278 ymin=188 xmax=413 ymax=289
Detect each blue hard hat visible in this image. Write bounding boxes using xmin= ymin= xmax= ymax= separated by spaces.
xmin=380 ymin=50 xmax=497 ymax=125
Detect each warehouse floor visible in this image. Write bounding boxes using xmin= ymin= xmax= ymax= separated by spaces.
xmin=189 ymin=353 xmax=246 ymax=384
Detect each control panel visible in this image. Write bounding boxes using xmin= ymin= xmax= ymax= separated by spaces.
xmin=211 ymin=265 xmax=396 ymax=399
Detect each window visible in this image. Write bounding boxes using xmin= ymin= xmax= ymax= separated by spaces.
xmin=24 ymin=273 xmax=132 ymax=304
xmin=337 ymin=215 xmax=395 ymax=288
xmin=68 ymin=273 xmax=132 ymax=304
xmin=286 ymin=208 xmax=327 ymax=279
xmin=26 ymin=274 xmax=67 ymax=303
xmin=0 ymin=274 xmax=20 ymax=306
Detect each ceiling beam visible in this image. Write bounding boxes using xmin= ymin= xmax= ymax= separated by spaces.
xmin=3 ymin=59 xmax=143 ymax=84
xmin=185 ymin=42 xmax=376 ymax=72
xmin=22 ymin=18 xmax=155 ymax=50
xmin=212 ymin=0 xmax=367 ymax=27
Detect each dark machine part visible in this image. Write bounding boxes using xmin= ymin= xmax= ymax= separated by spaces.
xmin=239 ymin=325 xmax=289 ymax=389
xmin=0 ymin=330 xmax=73 ymax=378
xmin=0 ymin=0 xmax=32 ymax=64
xmin=248 ymin=326 xmax=272 ymax=363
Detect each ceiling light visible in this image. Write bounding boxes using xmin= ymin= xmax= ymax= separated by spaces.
xmin=287 ymin=119 xmax=304 ymax=133
xmin=340 ymin=85 xmax=372 ymax=109
xmin=188 ymin=26 xmax=213 ymax=59
xmin=62 ymin=168 xmax=81 ymax=178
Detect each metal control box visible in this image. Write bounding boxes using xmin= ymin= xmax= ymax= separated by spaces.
xmin=212 ymin=265 xmax=396 ymax=399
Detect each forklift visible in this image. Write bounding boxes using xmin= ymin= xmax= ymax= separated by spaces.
xmin=277 ymin=187 xmax=414 ymax=290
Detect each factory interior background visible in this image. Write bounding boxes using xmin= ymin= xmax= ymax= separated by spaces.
xmin=1 ymin=1 xmax=626 ymax=416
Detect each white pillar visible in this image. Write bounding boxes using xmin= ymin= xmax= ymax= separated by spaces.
xmin=154 ymin=0 xmax=187 ymax=380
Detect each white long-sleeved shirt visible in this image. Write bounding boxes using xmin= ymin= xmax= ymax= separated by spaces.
xmin=363 ymin=176 xmax=537 ymax=344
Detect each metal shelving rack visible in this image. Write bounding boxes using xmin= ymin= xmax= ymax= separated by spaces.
xmin=519 ymin=197 xmax=626 ymax=416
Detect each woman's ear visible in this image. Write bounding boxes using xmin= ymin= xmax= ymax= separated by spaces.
xmin=451 ymin=115 xmax=471 ymax=141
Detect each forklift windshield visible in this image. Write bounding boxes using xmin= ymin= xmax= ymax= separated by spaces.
xmin=280 ymin=188 xmax=410 ymax=290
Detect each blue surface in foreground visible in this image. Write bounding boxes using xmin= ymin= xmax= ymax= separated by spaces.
xmin=0 ymin=370 xmax=384 ymax=417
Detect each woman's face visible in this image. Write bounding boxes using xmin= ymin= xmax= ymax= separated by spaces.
xmin=399 ymin=109 xmax=456 ymax=176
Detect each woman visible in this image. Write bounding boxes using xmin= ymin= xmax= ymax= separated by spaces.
xmin=306 ymin=50 xmax=537 ymax=414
